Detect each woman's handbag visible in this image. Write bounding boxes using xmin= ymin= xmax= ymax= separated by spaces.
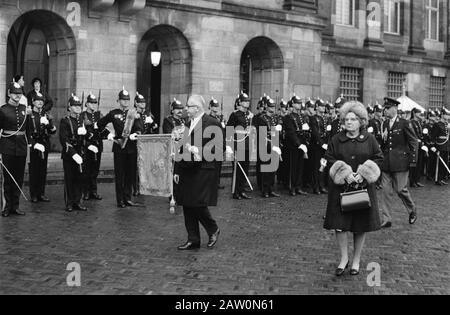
xmin=340 ymin=184 xmax=371 ymax=213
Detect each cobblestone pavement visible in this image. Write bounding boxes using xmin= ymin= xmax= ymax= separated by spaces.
xmin=0 ymin=179 xmax=449 ymax=295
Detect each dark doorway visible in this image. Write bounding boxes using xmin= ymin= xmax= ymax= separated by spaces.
xmin=137 ymin=25 xmax=192 ymax=131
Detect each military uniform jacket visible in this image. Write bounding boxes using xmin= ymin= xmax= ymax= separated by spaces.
xmin=255 ymin=113 xmax=279 ymax=155
xmin=431 ymin=121 xmax=450 ymax=152
xmin=0 ymin=103 xmax=29 ymax=157
xmin=59 ymin=115 xmax=88 ymax=160
xmin=162 ymin=115 xmax=185 ymax=134
xmin=226 ymin=110 xmax=253 ymax=150
xmin=283 ymin=112 xmax=310 ymax=150
xmin=422 ymin=122 xmax=434 ymax=147
xmin=368 ymin=118 xmax=383 ymax=144
xmin=310 ymin=115 xmax=328 ymax=147
xmin=27 ymin=111 xmax=57 ymax=150
xmin=137 ymin=111 xmax=159 ymax=135
xmin=381 ymin=117 xmax=418 ymax=172
xmin=81 ymin=111 xmax=109 ymax=152
xmin=330 ymin=118 xmax=343 ymax=139
xmin=97 ymin=108 xmax=143 ymax=154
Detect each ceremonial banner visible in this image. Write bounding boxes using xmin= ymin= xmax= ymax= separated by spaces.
xmin=0 ymin=155 xmax=4 ymax=212
xmin=137 ymin=134 xmax=174 ymax=197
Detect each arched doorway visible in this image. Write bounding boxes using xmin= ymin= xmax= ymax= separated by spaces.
xmin=137 ymin=25 xmax=192 ymax=128
xmin=240 ymin=37 xmax=284 ymax=108
xmin=7 ymin=10 xmax=76 ymax=151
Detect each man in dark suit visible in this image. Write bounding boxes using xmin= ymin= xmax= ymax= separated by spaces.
xmin=379 ymin=97 xmax=418 ymax=227
xmin=174 ymin=95 xmax=221 ymax=250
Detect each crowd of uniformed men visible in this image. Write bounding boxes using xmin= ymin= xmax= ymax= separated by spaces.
xmin=0 ymin=74 xmax=449 ymax=217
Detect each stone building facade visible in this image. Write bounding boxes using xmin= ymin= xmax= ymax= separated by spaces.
xmin=0 ymin=0 xmax=449 ymax=149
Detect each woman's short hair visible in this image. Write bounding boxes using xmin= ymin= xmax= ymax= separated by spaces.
xmin=339 ymin=101 xmax=369 ymax=128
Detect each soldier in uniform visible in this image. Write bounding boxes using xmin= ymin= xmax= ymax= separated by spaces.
xmin=27 ymin=92 xmax=57 ymax=203
xmin=255 ymin=96 xmax=267 ymax=190
xmin=330 ymin=96 xmax=346 ymax=139
xmin=135 ymin=93 xmax=158 ymax=135
xmin=283 ymin=95 xmax=310 ymax=196
xmin=431 ymin=108 xmax=450 ymax=186
xmin=277 ymin=99 xmax=289 ymax=188
xmin=59 ymin=95 xmax=89 ymax=212
xmin=80 ymin=93 xmax=109 ymax=201
xmin=409 ymin=108 xmax=426 ymax=188
xmin=226 ymin=92 xmax=254 ymax=200
xmin=97 ymin=88 xmax=143 ymax=208
xmin=425 ymin=110 xmax=438 ymax=180
xmin=255 ymin=98 xmax=282 ymax=198
xmin=208 ymin=98 xmax=226 ymax=190
xmin=0 ymin=81 xmax=31 ymax=217
xmin=379 ymin=97 xmax=418 ymax=228
xmin=163 ymin=99 xmax=185 ymax=134
xmin=27 ymin=77 xmax=54 ymax=114
xmin=309 ymin=99 xmax=329 ymax=195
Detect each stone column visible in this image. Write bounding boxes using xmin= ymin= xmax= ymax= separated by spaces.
xmin=408 ymin=0 xmax=426 ymax=55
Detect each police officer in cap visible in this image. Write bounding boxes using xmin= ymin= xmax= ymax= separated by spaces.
xmin=0 ymin=81 xmax=31 ymax=217
xmin=163 ymin=99 xmax=185 ymax=134
xmin=60 ymin=95 xmax=89 ymax=212
xmin=80 ymin=93 xmax=109 ymax=201
xmin=431 ymin=108 xmax=450 ymax=185
xmin=409 ymin=108 xmax=426 ymax=188
xmin=310 ymin=99 xmax=329 ymax=195
xmin=97 ymin=88 xmax=143 ymax=208
xmin=226 ymin=92 xmax=254 ymax=200
xmin=379 ymin=97 xmax=418 ymax=227
xmin=28 ymin=92 xmax=57 ymax=203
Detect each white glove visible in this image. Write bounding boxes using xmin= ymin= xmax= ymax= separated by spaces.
xmin=145 ymin=116 xmax=154 ymax=124
xmin=421 ymin=146 xmax=429 ymax=153
xmin=34 ymin=143 xmax=45 ymax=153
xmin=174 ymin=175 xmax=180 ymax=185
xmin=40 ymin=116 xmax=49 ymax=126
xmin=367 ymin=126 xmax=374 ymax=134
xmin=354 ymin=173 xmax=364 ymax=184
xmin=221 ymin=122 xmax=226 ymax=129
xmin=322 ymin=144 xmax=328 ymax=151
xmin=326 ymin=125 xmax=332 ymax=132
xmin=431 ymin=147 xmax=437 ymax=153
xmin=302 ymin=123 xmax=310 ymax=131
xmin=320 ymin=158 xmax=328 ymax=168
xmin=107 ymin=133 xmax=115 ymax=141
xmin=345 ymin=173 xmax=357 ymax=185
xmin=248 ymin=112 xmax=254 ymax=119
xmin=226 ymin=146 xmax=234 ymax=155
xmin=72 ymin=154 xmax=83 ymax=165
xmin=275 ymin=125 xmax=283 ymax=132
xmin=299 ymin=144 xmax=308 ymax=154
xmin=77 ymin=127 xmax=87 ymax=136
xmin=423 ymin=128 xmax=429 ymax=135
xmin=94 ymin=122 xmax=99 ymax=130
xmin=272 ymin=146 xmax=282 ymax=156
xmin=129 ymin=133 xmax=138 ymax=141
xmin=88 ymin=145 xmax=99 ymax=154
xmin=187 ymin=144 xmax=200 ymax=155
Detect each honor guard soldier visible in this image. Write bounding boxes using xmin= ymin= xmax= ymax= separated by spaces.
xmin=277 ymin=99 xmax=289 ymax=187
xmin=425 ymin=110 xmax=438 ymax=180
xmin=379 ymin=97 xmax=418 ymax=228
xmin=27 ymin=77 xmax=54 ymax=114
xmin=0 ymin=81 xmax=31 ymax=217
xmin=97 ymin=88 xmax=143 ymax=208
xmin=80 ymin=93 xmax=109 ymax=201
xmin=255 ymin=96 xmax=267 ymax=190
xmin=309 ymin=99 xmax=329 ymax=195
xmin=283 ymin=95 xmax=311 ymax=196
xmin=431 ymin=108 xmax=450 ymax=186
xmin=255 ymin=98 xmax=282 ymax=198
xmin=209 ymin=98 xmax=226 ymax=189
xmin=163 ymin=99 xmax=185 ymax=134
xmin=329 ymin=96 xmax=346 ymax=138
xmin=409 ymin=108 xmax=426 ymax=188
xmin=135 ymin=92 xmax=158 ymax=135
xmin=60 ymin=95 xmax=89 ymax=212
xmin=28 ymin=92 xmax=57 ymax=203
xmin=227 ymin=92 xmax=254 ymax=200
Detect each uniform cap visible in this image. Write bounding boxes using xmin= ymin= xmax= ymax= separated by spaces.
xmin=209 ymin=98 xmax=220 ymax=108
xmin=171 ymin=98 xmax=184 ymax=110
xmin=87 ymin=93 xmax=98 ymax=104
xmin=238 ymin=92 xmax=250 ymax=103
xmin=69 ymin=94 xmax=82 ymax=107
xmin=135 ymin=92 xmax=146 ymax=104
xmin=8 ymin=81 xmax=23 ymax=95
xmin=383 ymin=97 xmax=400 ymax=108
xmin=119 ymin=88 xmax=130 ymax=101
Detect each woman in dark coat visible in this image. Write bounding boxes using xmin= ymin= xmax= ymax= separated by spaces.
xmin=324 ymin=101 xmax=384 ymax=276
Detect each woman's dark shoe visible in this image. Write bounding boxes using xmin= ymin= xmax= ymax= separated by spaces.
xmin=335 ymin=262 xmax=349 ymax=277
xmin=350 ymin=268 xmax=360 ymax=276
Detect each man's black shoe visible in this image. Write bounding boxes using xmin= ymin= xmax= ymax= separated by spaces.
xmin=441 ymin=180 xmax=449 ymax=186
xmin=177 ymin=242 xmax=200 ymax=251
xmin=381 ymin=221 xmax=392 ymax=228
xmin=31 ymin=197 xmax=39 ymax=203
xmin=38 ymin=196 xmax=50 ymax=202
xmin=410 ymin=182 xmax=418 ymax=188
xmin=125 ymin=201 xmax=143 ymax=207
xmin=66 ymin=206 xmax=74 ymax=213
xmin=89 ymin=193 xmax=102 ymax=200
xmin=269 ymin=192 xmax=280 ymax=198
xmin=416 ymin=182 xmax=425 ymax=188
xmin=73 ymin=204 xmax=88 ymax=212
xmin=218 ymin=185 xmax=225 ymax=190
xmin=320 ymin=188 xmax=328 ymax=194
xmin=263 ymin=193 xmax=270 ymax=198
xmin=11 ymin=210 xmax=26 ymax=216
xmin=117 ymin=202 xmax=126 ymax=208
xmin=240 ymin=193 xmax=252 ymax=200
xmin=2 ymin=210 xmax=10 ymax=217
xmin=83 ymin=194 xmax=90 ymax=201
xmin=289 ymin=190 xmax=296 ymax=196
xmin=409 ymin=212 xmax=418 ymax=225
xmin=313 ymin=189 xmax=321 ymax=195
xmin=232 ymin=194 xmax=242 ymax=200
xmin=207 ymin=230 xmax=220 ymax=249
xmin=244 ymin=188 xmax=252 ymax=193
xmin=296 ymin=189 xmax=308 ymax=196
